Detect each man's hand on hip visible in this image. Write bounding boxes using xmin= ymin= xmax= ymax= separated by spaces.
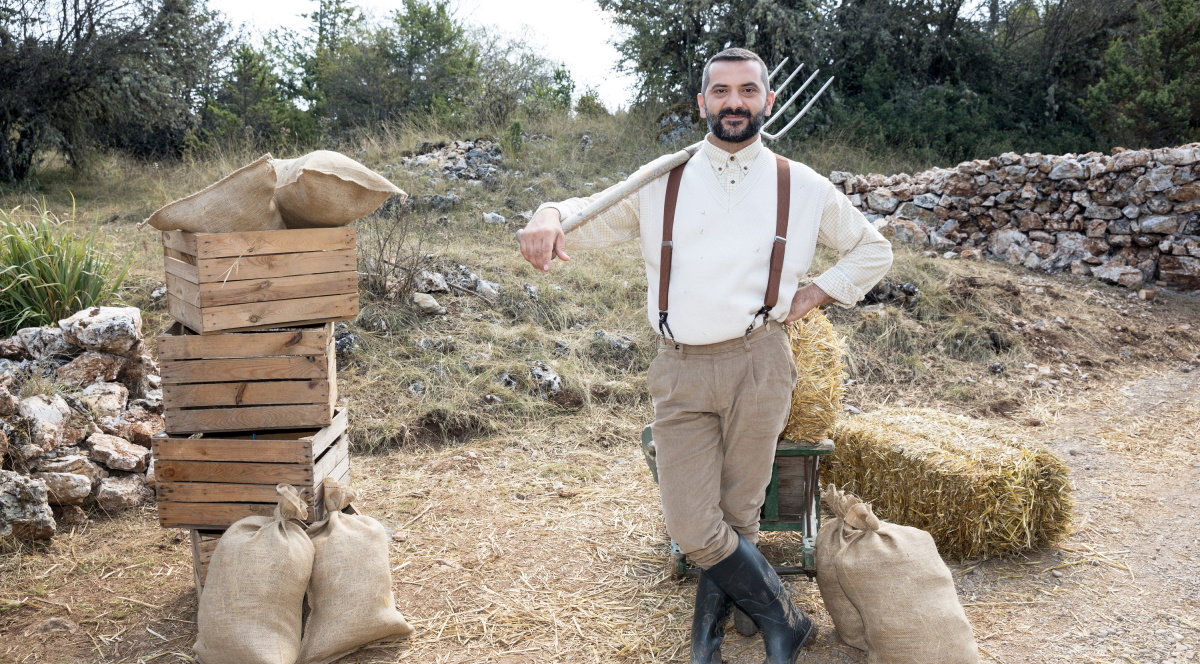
xmin=784 ymin=283 xmax=835 ymax=324
xmin=519 ymin=208 xmax=571 ymax=273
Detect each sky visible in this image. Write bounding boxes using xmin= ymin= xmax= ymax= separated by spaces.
xmin=206 ymin=0 xmax=638 ymax=111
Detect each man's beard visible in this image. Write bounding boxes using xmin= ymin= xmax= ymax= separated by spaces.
xmin=705 ymin=105 xmax=766 ymax=143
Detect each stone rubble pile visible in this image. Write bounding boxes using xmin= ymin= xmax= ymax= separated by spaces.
xmin=399 ymin=138 xmax=502 ymax=182
xmin=833 ymin=143 xmax=1200 ymax=290
xmin=0 ymin=307 xmax=163 ymax=541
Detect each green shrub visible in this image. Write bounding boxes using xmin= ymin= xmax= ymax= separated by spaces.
xmin=0 ymin=207 xmax=130 ymax=336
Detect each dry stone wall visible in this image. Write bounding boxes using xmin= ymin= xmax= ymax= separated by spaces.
xmin=832 ymin=143 xmax=1200 ymax=290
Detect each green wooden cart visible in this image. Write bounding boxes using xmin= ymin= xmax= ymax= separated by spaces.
xmin=639 ymin=426 xmax=834 ymax=579
xmin=640 ymin=426 xmax=834 ymax=636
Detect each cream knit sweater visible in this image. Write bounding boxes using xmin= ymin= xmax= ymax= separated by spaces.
xmin=538 ymin=137 xmax=893 ymax=344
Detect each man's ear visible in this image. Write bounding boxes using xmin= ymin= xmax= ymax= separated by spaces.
xmin=765 ymin=90 xmax=776 ymax=117
xmin=696 ymin=93 xmax=707 ymax=119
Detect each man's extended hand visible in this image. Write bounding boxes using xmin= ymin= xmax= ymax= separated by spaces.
xmin=519 ymin=208 xmax=571 ymax=273
xmin=784 ymin=283 xmax=835 ymax=324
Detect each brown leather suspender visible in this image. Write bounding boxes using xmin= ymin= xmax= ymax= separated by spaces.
xmin=658 ymin=153 xmax=791 ymax=341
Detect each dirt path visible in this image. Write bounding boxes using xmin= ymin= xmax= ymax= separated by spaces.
xmin=718 ymin=369 xmax=1200 ymax=664
xmin=2 ymin=370 xmax=1198 ymax=663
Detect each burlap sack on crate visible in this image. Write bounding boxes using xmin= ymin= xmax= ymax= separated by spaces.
xmin=144 ymin=154 xmax=285 ymax=232
xmin=297 ymin=478 xmax=414 ymax=664
xmin=193 ymin=484 xmax=314 ymax=664
xmin=816 ymin=485 xmax=979 ymax=664
xmin=273 ymin=151 xmax=406 ymax=228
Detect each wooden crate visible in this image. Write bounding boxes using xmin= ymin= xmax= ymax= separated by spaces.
xmin=162 ymin=227 xmax=359 ymax=334
xmin=158 ymin=321 xmax=336 ymax=434
xmin=190 ymin=529 xmax=222 ymax=598
xmin=152 ymin=408 xmax=352 ymax=530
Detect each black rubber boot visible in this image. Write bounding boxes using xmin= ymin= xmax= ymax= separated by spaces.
xmin=703 ymin=534 xmax=817 ymax=664
xmin=690 ymin=570 xmax=735 ymax=664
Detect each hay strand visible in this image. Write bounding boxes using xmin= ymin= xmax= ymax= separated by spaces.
xmin=826 ymin=407 xmax=1073 ymax=559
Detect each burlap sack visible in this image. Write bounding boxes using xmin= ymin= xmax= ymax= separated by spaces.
xmin=273 ymin=151 xmax=405 ymax=228
xmin=815 ymin=487 xmax=868 ymax=650
xmin=193 ymin=484 xmax=314 ymax=664
xmin=297 ymin=479 xmax=413 ymax=664
xmin=145 ymin=154 xmax=285 ymax=232
xmin=817 ymin=485 xmax=979 ymax=664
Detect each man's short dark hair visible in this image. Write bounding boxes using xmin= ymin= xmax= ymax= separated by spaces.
xmin=701 ymin=48 xmax=770 ymax=93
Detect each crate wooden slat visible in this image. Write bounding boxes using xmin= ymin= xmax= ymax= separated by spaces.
xmin=191 ymin=530 xmax=221 ymax=598
xmin=159 ymin=322 xmax=336 ymax=434
xmin=153 ymin=408 xmax=351 ymax=530
xmin=162 ymin=227 xmax=358 ymax=334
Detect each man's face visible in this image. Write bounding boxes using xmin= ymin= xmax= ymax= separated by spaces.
xmin=697 ymin=60 xmax=776 ymax=144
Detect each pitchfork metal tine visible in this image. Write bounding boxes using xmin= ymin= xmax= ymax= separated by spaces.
xmin=767 ymin=57 xmax=790 ymax=83
xmin=764 ymin=69 xmax=820 ymax=130
xmin=761 ymin=75 xmax=835 ymax=141
xmin=762 ymin=64 xmax=808 ymax=130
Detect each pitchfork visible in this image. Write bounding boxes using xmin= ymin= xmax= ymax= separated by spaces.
xmin=528 ymin=59 xmax=834 ymax=238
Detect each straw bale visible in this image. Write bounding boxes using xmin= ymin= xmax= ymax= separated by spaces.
xmin=780 ymin=309 xmax=846 ymax=442
xmin=826 ymin=407 xmax=1072 ymax=559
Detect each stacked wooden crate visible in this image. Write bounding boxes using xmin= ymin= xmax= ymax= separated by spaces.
xmin=151 ymin=227 xmax=359 ymax=597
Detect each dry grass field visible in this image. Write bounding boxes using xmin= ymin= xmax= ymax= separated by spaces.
xmin=2 ymin=113 xmax=1199 ymax=663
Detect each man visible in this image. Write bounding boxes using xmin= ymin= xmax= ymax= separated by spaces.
xmin=518 ymin=48 xmax=892 ymax=664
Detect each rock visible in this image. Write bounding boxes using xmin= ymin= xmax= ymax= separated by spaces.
xmin=16 ymin=327 xmax=78 ymax=361
xmin=1154 ymin=146 xmax=1200 ymax=166
xmin=1093 ymin=264 xmax=1145 ymax=288
xmin=896 ymin=202 xmax=939 ymax=225
xmin=34 ymin=454 xmax=108 ymax=487
xmin=87 ymin=432 xmax=150 ymax=472
xmin=416 ymin=270 xmax=450 ymax=293
xmin=408 ymin=381 xmax=425 ymax=395
xmin=18 ymin=394 xmax=73 ymax=450
xmin=829 ymin=171 xmax=850 ymax=185
xmin=1084 ymin=205 xmax=1122 ymax=220
xmin=55 ymin=351 xmax=125 ymax=385
xmin=52 ymin=504 xmax=88 ymax=528
xmin=884 ymin=218 xmax=930 ymax=245
xmin=0 ymin=383 xmax=18 ymax=416
xmin=1170 ymin=182 xmax=1200 ymax=203
xmin=1159 ymin=255 xmax=1200 ymax=288
xmin=412 ymin=292 xmax=446 ymax=315
xmin=0 ymin=470 xmax=56 ymax=540
xmin=866 ymin=189 xmax=899 ymax=213
xmin=481 ymin=212 xmax=507 ymax=224
xmin=594 ymin=330 xmax=633 ymax=351
xmin=58 ymin=307 xmax=142 ymax=357
xmin=30 ymin=472 xmax=91 ymax=505
xmin=1133 ymin=166 xmax=1175 ymax=193
xmin=97 ymin=407 xmax=163 ymax=447
xmin=79 ymin=382 xmax=128 ymax=419
xmin=987 ymin=229 xmax=1029 ymax=257
xmin=0 ymin=336 xmax=26 ymax=360
xmin=912 ymin=193 xmax=939 ymax=209
xmin=1112 ymin=150 xmax=1150 ymax=171
xmin=522 ymin=283 xmax=539 ymax=300
xmin=960 ymin=248 xmax=984 ymax=261
xmin=1139 ymin=215 xmax=1179 ymax=234
xmin=528 ymin=361 xmax=562 ymax=397
xmin=477 ymin=280 xmax=500 ymax=298
xmin=1049 ymin=160 xmax=1086 ymax=180
xmin=416 ymin=336 xmax=457 ymax=352
xmin=117 ymin=350 xmax=158 ymax=399
xmin=95 ymin=474 xmax=152 ymax=511
xmin=334 ymin=328 xmax=359 ymax=356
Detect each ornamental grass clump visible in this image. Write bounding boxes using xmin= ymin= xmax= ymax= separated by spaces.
xmin=0 ymin=206 xmax=130 ymax=336
xmin=826 ymin=407 xmax=1073 ymax=560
